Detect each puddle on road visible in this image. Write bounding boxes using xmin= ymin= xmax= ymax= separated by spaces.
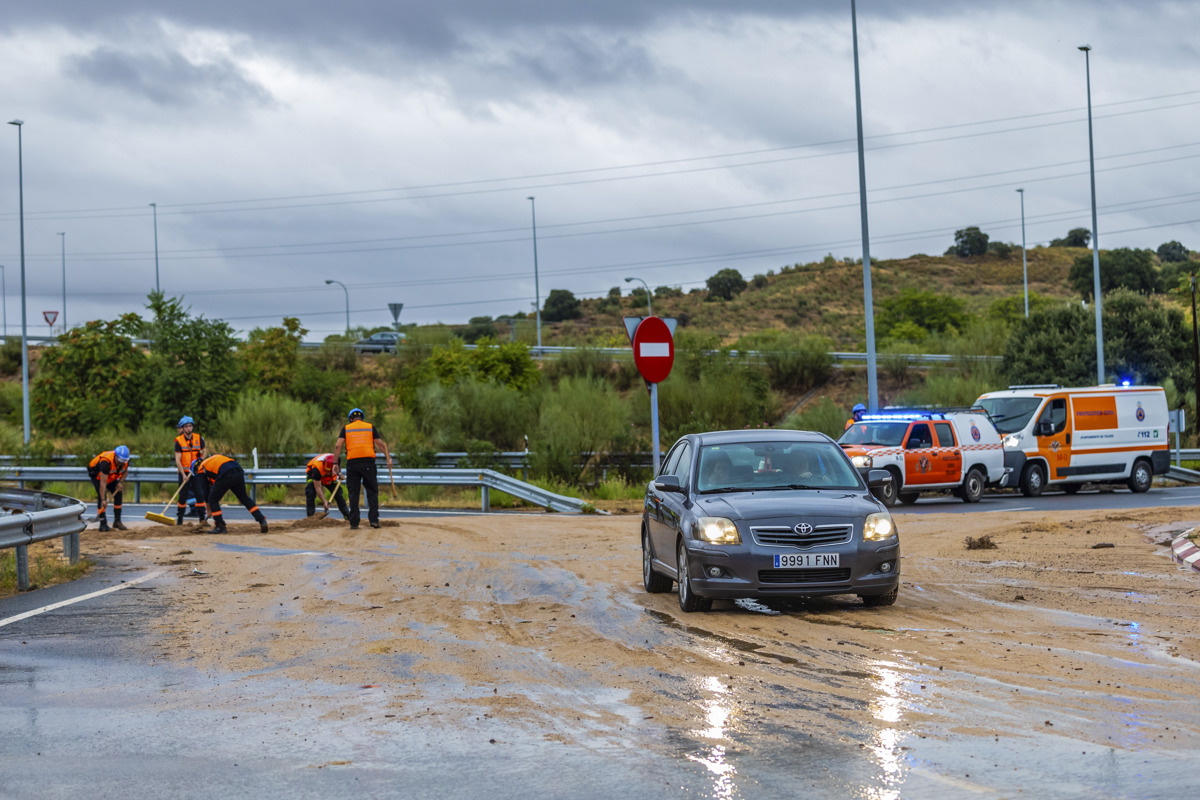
xmin=213 ymin=543 xmax=337 ymax=558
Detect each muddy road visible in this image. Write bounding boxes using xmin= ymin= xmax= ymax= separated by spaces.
xmin=3 ymin=508 xmax=1200 ymax=798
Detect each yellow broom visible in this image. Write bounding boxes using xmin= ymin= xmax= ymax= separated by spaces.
xmin=313 ymin=480 xmax=342 ymax=520
xmin=145 ymin=479 xmax=186 ymax=526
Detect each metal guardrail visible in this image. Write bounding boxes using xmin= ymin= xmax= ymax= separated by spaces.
xmin=1167 ymin=465 xmax=1200 ymax=484
xmin=0 ymin=451 xmax=540 ymax=471
xmin=0 ymin=466 xmax=598 ymax=514
xmin=0 ymin=488 xmax=87 ymax=592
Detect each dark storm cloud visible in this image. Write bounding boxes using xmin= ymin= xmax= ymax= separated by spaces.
xmin=64 ymin=48 xmax=274 ymax=109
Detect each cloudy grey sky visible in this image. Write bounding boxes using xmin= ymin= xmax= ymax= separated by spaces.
xmin=2 ymin=1 xmax=1198 ymax=339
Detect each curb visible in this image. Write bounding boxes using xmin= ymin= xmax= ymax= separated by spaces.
xmin=1171 ymin=529 xmax=1200 ymax=574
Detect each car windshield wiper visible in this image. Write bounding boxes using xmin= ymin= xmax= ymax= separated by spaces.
xmin=760 ymin=483 xmax=819 ymax=490
xmin=700 ymin=486 xmax=744 ymax=494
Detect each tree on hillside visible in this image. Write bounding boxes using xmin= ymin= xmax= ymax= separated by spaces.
xmin=706 ymin=268 xmax=747 ymax=301
xmin=952 ymin=226 xmax=989 ymax=257
xmin=1050 ymin=228 xmax=1091 ymax=247
xmin=144 ymin=293 xmax=242 ymax=428
xmin=1068 ymin=248 xmax=1160 ymax=299
xmin=460 ymin=316 xmax=497 ymax=343
xmin=542 ymin=289 xmax=582 ymax=322
xmin=878 ymin=289 xmax=968 ymax=337
xmin=1156 ymin=240 xmax=1190 ymax=263
xmin=1003 ymin=289 xmax=1190 ymax=387
xmin=986 ymin=292 xmax=1056 ymax=326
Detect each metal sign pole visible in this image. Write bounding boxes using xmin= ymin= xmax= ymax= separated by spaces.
xmin=650 ymin=382 xmax=661 ymax=475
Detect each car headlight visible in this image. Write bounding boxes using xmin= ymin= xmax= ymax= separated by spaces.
xmin=1003 ymin=433 xmax=1023 ymax=449
xmin=863 ymin=511 xmax=896 ymax=542
xmin=851 ymin=454 xmax=872 ymax=468
xmin=694 ymin=516 xmax=741 ymax=545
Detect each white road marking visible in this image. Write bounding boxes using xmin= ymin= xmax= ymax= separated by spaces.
xmin=0 ymin=568 xmax=169 ymax=628
xmin=982 ymin=506 xmax=1035 ymax=512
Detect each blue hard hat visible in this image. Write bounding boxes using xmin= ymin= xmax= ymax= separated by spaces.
xmin=177 ymin=415 xmax=194 ymax=427
xmin=114 ymin=445 xmax=130 ymax=462
xmin=190 ymin=459 xmax=202 ymax=475
xmin=348 ymin=408 xmax=364 ymax=421
xmin=852 ymin=403 xmax=867 ymax=413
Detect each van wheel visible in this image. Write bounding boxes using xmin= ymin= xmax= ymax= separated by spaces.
xmin=898 ymin=492 xmax=919 ymax=505
xmin=1127 ymin=459 xmax=1153 ymax=494
xmin=677 ymin=541 xmax=712 ymax=612
xmin=960 ymin=468 xmax=985 ymax=503
xmin=1019 ymin=463 xmax=1045 ymax=497
xmin=643 ymin=526 xmax=672 ymax=593
xmin=873 ymin=469 xmax=899 ymax=507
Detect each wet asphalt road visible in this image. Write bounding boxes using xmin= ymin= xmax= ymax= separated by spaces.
xmin=3 ymin=488 xmax=1199 ymax=798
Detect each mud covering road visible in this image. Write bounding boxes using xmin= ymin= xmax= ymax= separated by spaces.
xmin=15 ymin=508 xmax=1200 ymax=798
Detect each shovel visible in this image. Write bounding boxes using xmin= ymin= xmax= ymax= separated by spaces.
xmin=313 ymin=480 xmax=342 ymax=520
xmin=145 ymin=479 xmax=186 ymax=526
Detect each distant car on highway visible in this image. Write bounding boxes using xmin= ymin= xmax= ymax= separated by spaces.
xmin=354 ymin=331 xmax=405 ymax=353
xmin=641 ymin=429 xmax=899 ymax=612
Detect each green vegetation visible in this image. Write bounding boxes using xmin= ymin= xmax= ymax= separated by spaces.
xmin=1 ymin=543 xmax=93 ymax=597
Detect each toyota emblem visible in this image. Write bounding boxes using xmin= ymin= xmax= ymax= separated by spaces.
xmin=794 ymin=522 xmax=814 ymax=535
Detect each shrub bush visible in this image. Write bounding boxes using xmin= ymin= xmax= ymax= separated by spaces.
xmin=215 ymin=391 xmax=323 ymax=465
xmin=779 ymin=397 xmax=847 ymax=439
xmin=763 ymin=336 xmax=834 ymax=392
xmin=529 ymin=377 xmax=630 ymax=485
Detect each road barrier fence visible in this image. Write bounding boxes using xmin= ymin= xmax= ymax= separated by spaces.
xmin=0 ymin=487 xmax=87 ymax=592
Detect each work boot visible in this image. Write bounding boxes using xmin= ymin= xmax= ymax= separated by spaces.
xmin=211 ymin=523 xmax=228 ymax=535
xmin=98 ymin=520 xmax=110 ymax=532
xmin=253 ymin=510 xmax=268 ymax=533
xmin=177 ymin=513 xmax=185 ymax=525
xmin=113 ymin=521 xmax=128 ymax=531
xmin=370 ymin=520 xmax=380 ymax=529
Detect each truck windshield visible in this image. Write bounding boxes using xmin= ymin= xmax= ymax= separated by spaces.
xmin=838 ymin=422 xmax=908 ymax=447
xmin=975 ymin=397 xmax=1043 ymax=434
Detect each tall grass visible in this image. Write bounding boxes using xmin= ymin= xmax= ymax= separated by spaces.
xmin=529 ymin=376 xmax=630 ymax=485
xmin=780 ymin=397 xmax=847 ymax=439
xmin=215 ymin=391 xmax=323 ymax=464
xmin=762 ymin=336 xmax=834 ymax=392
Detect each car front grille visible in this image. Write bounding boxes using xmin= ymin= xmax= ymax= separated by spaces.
xmin=758 ymin=568 xmax=852 ymax=584
xmin=750 ymin=524 xmax=853 ymax=549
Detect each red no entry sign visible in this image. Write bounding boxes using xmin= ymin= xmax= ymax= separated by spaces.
xmin=632 ymin=316 xmax=674 ymax=384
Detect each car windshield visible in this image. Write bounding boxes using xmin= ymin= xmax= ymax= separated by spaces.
xmin=975 ymin=397 xmax=1043 ymax=434
xmin=838 ymin=421 xmax=908 ymax=447
xmin=696 ymin=441 xmax=862 ymax=493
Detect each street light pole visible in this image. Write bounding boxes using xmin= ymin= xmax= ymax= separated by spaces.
xmin=851 ymin=0 xmax=879 ymax=411
xmin=1017 ymin=189 xmax=1028 ymax=317
xmin=150 ymin=202 xmax=160 ymax=293
xmin=57 ymin=232 xmax=66 ymax=330
xmin=8 ymin=119 xmax=30 ymax=444
xmin=527 ymin=196 xmax=541 ymax=351
xmin=1079 ymin=45 xmax=1105 ymax=384
xmin=325 ymin=279 xmax=350 ymax=335
xmin=0 ymin=265 xmax=6 ymax=339
xmin=624 ymin=276 xmax=652 ymax=317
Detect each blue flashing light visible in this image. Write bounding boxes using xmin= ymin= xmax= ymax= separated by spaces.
xmin=1121 ymin=379 xmax=1131 ymax=387
xmin=861 ymin=412 xmax=933 ymax=422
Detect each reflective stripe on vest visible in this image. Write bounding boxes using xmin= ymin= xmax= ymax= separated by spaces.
xmin=89 ymin=451 xmax=127 ymax=483
xmin=176 ymin=433 xmax=203 ymax=469
xmin=344 ymin=421 xmax=376 ymax=460
xmin=199 ymin=454 xmax=234 ymax=477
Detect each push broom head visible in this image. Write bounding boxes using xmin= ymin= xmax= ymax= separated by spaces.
xmin=144 ymin=512 xmax=176 ymax=526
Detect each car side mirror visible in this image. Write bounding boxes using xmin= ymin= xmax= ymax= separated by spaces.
xmin=654 ymin=475 xmax=685 ymax=493
xmin=866 ymin=469 xmax=892 ymax=489
xmin=1035 ymin=421 xmax=1053 ymax=437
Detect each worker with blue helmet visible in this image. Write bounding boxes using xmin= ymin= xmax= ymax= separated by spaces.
xmin=174 ymin=415 xmax=208 ymax=524
xmin=87 ymin=445 xmax=132 ymax=532
xmin=845 ymin=403 xmax=868 ymax=431
xmin=333 ymin=407 xmax=393 ymax=530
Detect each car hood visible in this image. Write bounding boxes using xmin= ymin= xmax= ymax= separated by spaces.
xmin=693 ymin=490 xmax=882 ymax=522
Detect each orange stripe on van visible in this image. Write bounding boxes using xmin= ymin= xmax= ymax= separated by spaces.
xmin=1073 ymin=396 xmax=1118 ymax=431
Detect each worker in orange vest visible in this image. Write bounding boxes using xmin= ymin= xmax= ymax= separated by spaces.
xmin=173 ymin=415 xmax=208 ymax=524
xmin=306 ymin=453 xmax=349 ymax=518
xmin=332 ymin=407 xmax=392 ymax=530
xmin=88 ymin=446 xmax=131 ymax=532
xmin=191 ymin=454 xmax=268 ymax=535
xmin=844 ymin=403 xmax=867 ymax=431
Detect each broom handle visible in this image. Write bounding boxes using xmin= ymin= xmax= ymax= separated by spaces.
xmin=161 ymin=476 xmax=187 ymax=514
xmin=387 ymin=462 xmax=397 ymax=498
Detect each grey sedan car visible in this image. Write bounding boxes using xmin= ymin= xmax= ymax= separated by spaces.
xmin=641 ymin=429 xmax=900 ymax=612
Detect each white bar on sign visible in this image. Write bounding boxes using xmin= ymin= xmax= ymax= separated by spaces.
xmin=640 ymin=342 xmax=670 ymax=358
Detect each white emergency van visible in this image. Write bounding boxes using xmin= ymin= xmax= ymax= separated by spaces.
xmin=974 ymin=384 xmax=1170 ymax=496
xmin=838 ymin=410 xmax=1007 ymax=506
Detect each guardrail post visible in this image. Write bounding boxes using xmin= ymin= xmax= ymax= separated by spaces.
xmin=134 ymin=481 xmax=141 ymax=503
xmin=63 ymin=532 xmax=80 ymax=565
xmin=16 ymin=544 xmax=29 ymax=591
xmin=481 ymin=484 xmax=490 ymax=512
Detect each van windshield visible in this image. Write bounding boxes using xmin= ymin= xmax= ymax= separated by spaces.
xmin=976 ymin=397 xmax=1043 ymax=434
xmin=838 ymin=421 xmax=908 ymax=447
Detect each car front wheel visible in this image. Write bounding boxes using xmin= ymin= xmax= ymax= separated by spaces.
xmin=1019 ymin=463 xmax=1045 ymax=497
xmin=643 ymin=527 xmax=672 ymax=593
xmin=677 ymin=540 xmax=712 ymax=612
xmin=860 ymin=587 xmax=898 ymax=607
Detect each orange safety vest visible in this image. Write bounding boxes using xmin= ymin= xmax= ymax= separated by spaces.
xmin=197 ymin=454 xmax=235 ymax=480
xmin=343 ymin=420 xmax=377 ymax=460
xmin=307 ymin=455 xmax=337 ymax=484
xmin=89 ymin=451 xmax=128 ymax=484
xmin=175 ymin=433 xmax=204 ymax=470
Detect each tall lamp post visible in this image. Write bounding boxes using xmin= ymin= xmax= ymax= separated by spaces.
xmin=0 ymin=264 xmax=7 ymax=339
xmin=527 ymin=196 xmax=541 ymax=351
xmin=8 ymin=119 xmax=30 ymax=444
xmin=624 ymin=276 xmax=652 ymax=317
xmin=150 ymin=202 xmax=160 ymax=293
xmin=1079 ymin=45 xmax=1105 ymax=384
xmin=1017 ymin=189 xmax=1028 ymax=317
xmin=851 ymin=0 xmax=879 ymax=411
xmin=57 ymin=232 xmax=66 ymax=330
xmin=325 ymin=279 xmax=350 ymax=335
